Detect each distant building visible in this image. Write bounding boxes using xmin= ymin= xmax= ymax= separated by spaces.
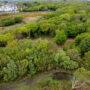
xmin=0 ymin=3 xmax=18 ymax=12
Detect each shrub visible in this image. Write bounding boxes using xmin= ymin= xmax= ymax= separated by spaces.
xmin=15 ymin=23 xmax=39 ymax=39
xmin=67 ymin=22 xmax=79 ymax=37
xmin=54 ymin=49 xmax=78 ymax=69
xmin=83 ymin=51 xmax=90 ymax=69
xmin=79 ymin=37 xmax=90 ymax=53
xmin=77 ymin=23 xmax=86 ymax=33
xmin=25 ymin=23 xmax=38 ymax=37
xmin=17 ymin=59 xmax=28 ymax=77
xmin=63 ymin=42 xmax=76 ymax=51
xmin=17 ymin=26 xmax=29 ymax=33
xmin=22 ymin=5 xmax=48 ymax=12
xmin=58 ymin=21 xmax=68 ymax=32
xmin=0 ymin=33 xmax=14 ymax=47
xmin=0 ymin=18 xmax=15 ymax=26
xmin=60 ymin=59 xmax=78 ymax=70
xmin=66 ymin=49 xmax=80 ymax=60
xmin=59 ymin=13 xmax=71 ymax=21
xmin=43 ymin=11 xmax=62 ymax=19
xmin=67 ymin=21 xmax=86 ymax=37
xmin=85 ymin=19 xmax=90 ymax=32
xmin=75 ymin=33 xmax=90 ymax=45
xmin=54 ymin=30 xmax=67 ymax=44
xmin=14 ymin=17 xmax=23 ymax=23
xmin=40 ymin=23 xmax=56 ymax=36
xmin=3 ymin=60 xmax=17 ymax=81
xmin=0 ymin=17 xmax=23 ymax=27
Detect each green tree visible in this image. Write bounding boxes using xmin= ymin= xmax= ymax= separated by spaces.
xmin=67 ymin=23 xmax=79 ymax=37
xmin=3 ymin=60 xmax=17 ymax=81
xmin=54 ymin=49 xmax=78 ymax=69
xmin=66 ymin=49 xmax=81 ymax=61
xmin=83 ymin=51 xmax=90 ymax=69
xmin=40 ymin=23 xmax=56 ymax=36
xmin=54 ymin=30 xmax=67 ymax=44
xmin=75 ymin=33 xmax=90 ymax=45
xmin=79 ymin=37 xmax=90 ymax=53
xmin=18 ymin=59 xmax=28 ymax=77
xmin=28 ymin=60 xmax=36 ymax=75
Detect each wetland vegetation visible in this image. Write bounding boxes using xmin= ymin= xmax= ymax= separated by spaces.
xmin=0 ymin=1 xmax=90 ymax=90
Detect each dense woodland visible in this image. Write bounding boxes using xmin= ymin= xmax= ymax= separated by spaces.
xmin=0 ymin=1 xmax=90 ymax=90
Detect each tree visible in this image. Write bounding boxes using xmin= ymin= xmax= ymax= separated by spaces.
xmin=75 ymin=33 xmax=90 ymax=45
xmin=67 ymin=23 xmax=79 ymax=37
xmin=3 ymin=60 xmax=17 ymax=81
xmin=54 ymin=30 xmax=67 ymax=44
xmin=66 ymin=49 xmax=81 ymax=62
xmin=18 ymin=59 xmax=28 ymax=77
xmin=40 ymin=23 xmax=56 ymax=36
xmin=25 ymin=23 xmax=38 ymax=37
xmin=0 ymin=33 xmax=14 ymax=47
xmin=83 ymin=51 xmax=90 ymax=69
xmin=54 ymin=49 xmax=78 ymax=70
xmin=79 ymin=37 xmax=90 ymax=53
xmin=28 ymin=60 xmax=36 ymax=75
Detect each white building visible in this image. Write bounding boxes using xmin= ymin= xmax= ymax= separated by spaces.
xmin=0 ymin=4 xmax=18 ymax=12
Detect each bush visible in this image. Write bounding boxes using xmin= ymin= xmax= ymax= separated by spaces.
xmin=83 ymin=51 xmax=90 ymax=69
xmin=0 ymin=17 xmax=23 ymax=27
xmin=54 ymin=49 xmax=78 ymax=69
xmin=75 ymin=33 xmax=90 ymax=45
xmin=67 ymin=21 xmax=86 ymax=37
xmin=0 ymin=2 xmax=90 ymax=82
xmin=67 ymin=22 xmax=79 ymax=37
xmin=85 ymin=19 xmax=90 ymax=32
xmin=22 ymin=3 xmax=60 ymax=12
xmin=58 ymin=21 xmax=68 ymax=32
xmin=14 ymin=17 xmax=23 ymax=23
xmin=54 ymin=30 xmax=67 ymax=44
xmin=14 ymin=23 xmax=38 ymax=39
xmin=25 ymin=23 xmax=38 ymax=37
xmin=3 ymin=60 xmax=17 ymax=81
xmin=66 ymin=49 xmax=80 ymax=60
xmin=22 ymin=5 xmax=48 ymax=12
xmin=63 ymin=42 xmax=76 ymax=51
xmin=0 ymin=33 xmax=14 ymax=47
xmin=39 ymin=23 xmax=56 ymax=36
xmin=17 ymin=59 xmax=28 ymax=77
xmin=79 ymin=37 xmax=90 ymax=53
xmin=59 ymin=13 xmax=71 ymax=21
